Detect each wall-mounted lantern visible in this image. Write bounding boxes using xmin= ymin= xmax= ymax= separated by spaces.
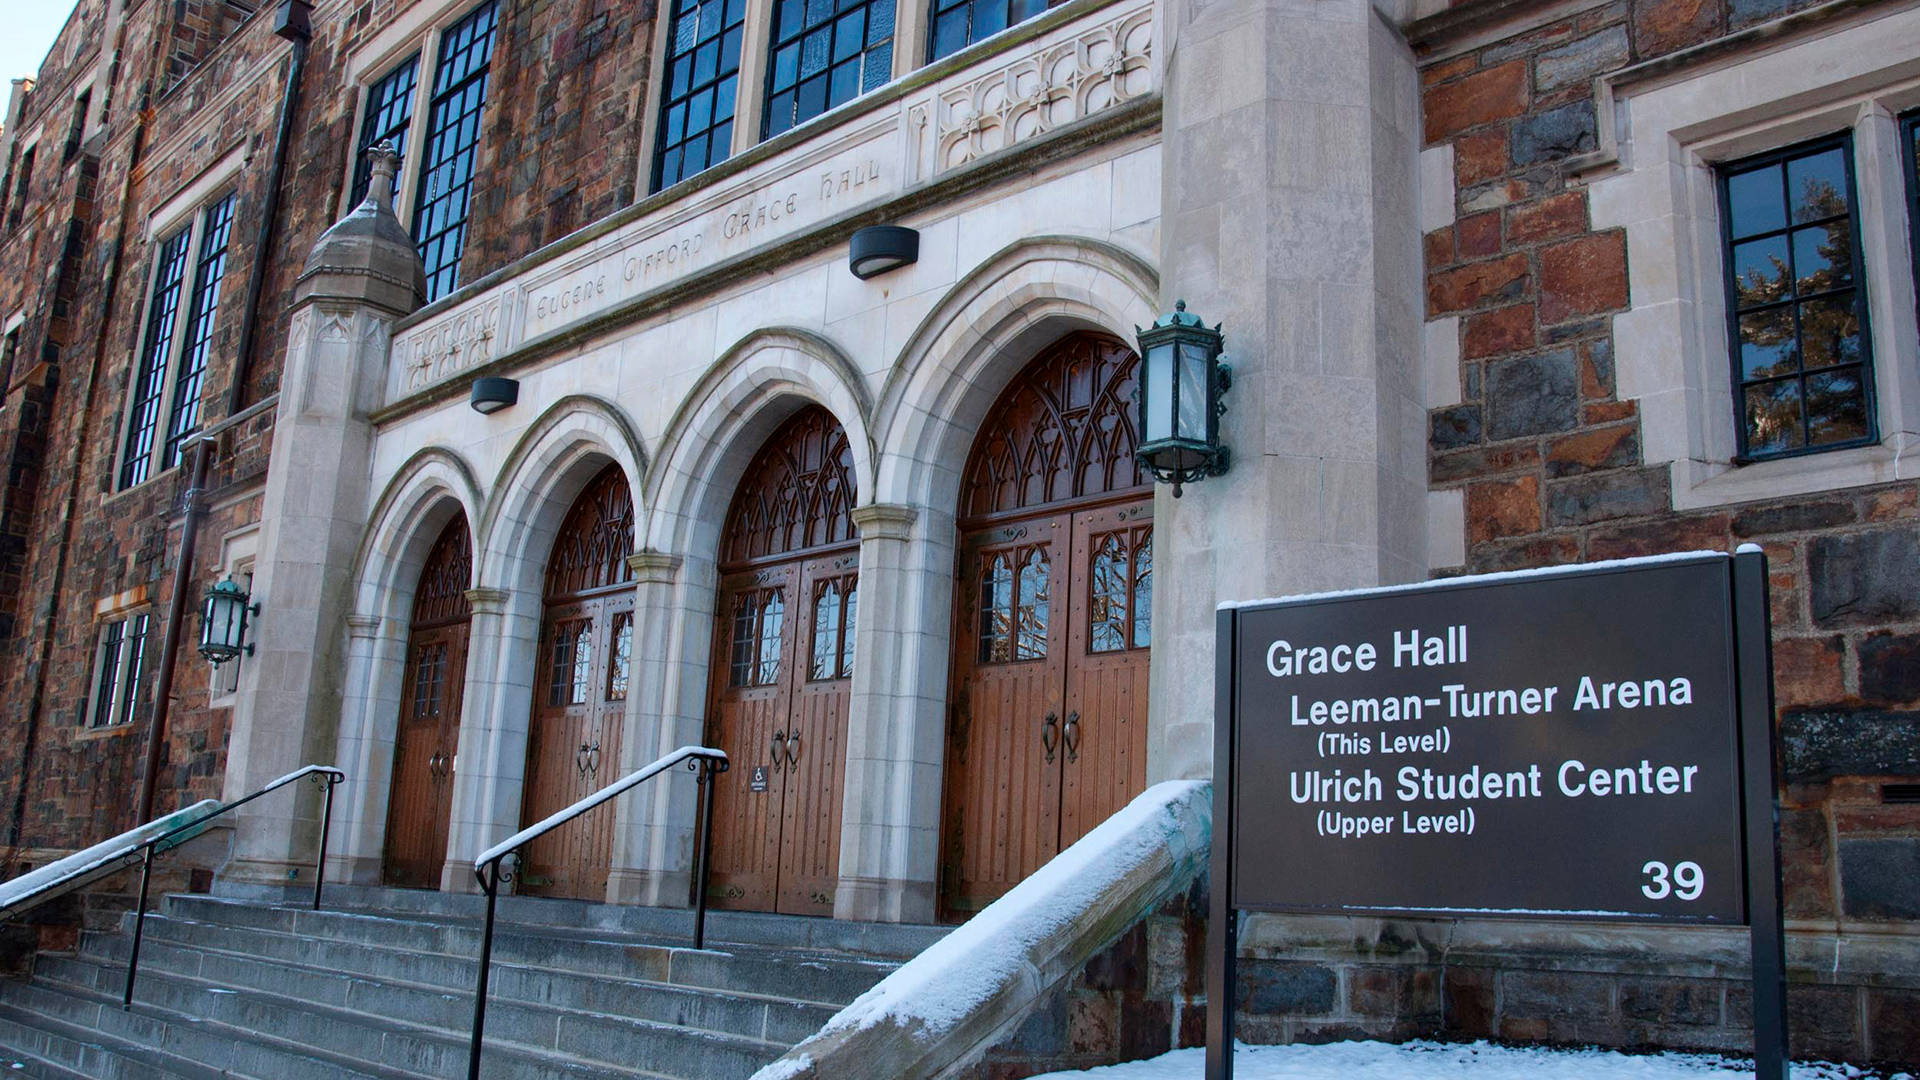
xmin=1134 ymin=300 xmax=1231 ymax=497
xmin=199 ymin=576 xmax=259 ymax=665
xmin=470 ymin=376 xmax=519 ymax=415
xmin=848 ymin=225 xmax=919 ymax=279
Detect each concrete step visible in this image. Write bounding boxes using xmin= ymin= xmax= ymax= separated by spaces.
xmin=44 ymin=947 xmax=787 ymax=1079
xmin=152 ymin=895 xmax=900 ymax=1006
xmin=239 ymin=883 xmax=951 ymax=961
xmin=0 ymin=1002 xmax=219 ymax=1080
xmin=88 ymin=912 xmax=837 ymax=1043
xmin=0 ymin=978 xmax=410 ymax=1080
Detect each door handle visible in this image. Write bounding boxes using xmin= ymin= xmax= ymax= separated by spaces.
xmin=586 ymin=742 xmax=601 ymax=779
xmin=770 ymin=730 xmax=789 ymax=772
xmin=1063 ymin=712 xmax=1081 ymax=764
xmin=786 ymin=730 xmax=802 ymax=765
xmin=1041 ymin=711 xmax=1058 ymax=764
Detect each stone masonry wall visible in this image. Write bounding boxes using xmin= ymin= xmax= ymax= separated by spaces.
xmin=1206 ymin=0 xmax=1920 ymax=1068
xmin=0 ymin=0 xmax=663 ymax=872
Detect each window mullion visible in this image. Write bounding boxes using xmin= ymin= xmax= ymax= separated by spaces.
xmin=735 ymin=2 xmax=772 ymax=156
xmin=151 ymin=212 xmax=208 ymax=477
xmin=395 ymin=36 xmax=441 ymax=234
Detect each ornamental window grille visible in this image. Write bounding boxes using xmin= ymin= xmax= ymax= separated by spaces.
xmin=653 ymin=0 xmax=747 ymax=191
xmin=763 ymin=0 xmax=895 ymax=138
xmin=1717 ymin=134 xmax=1876 ymax=460
xmin=718 ymin=406 xmax=857 ymax=566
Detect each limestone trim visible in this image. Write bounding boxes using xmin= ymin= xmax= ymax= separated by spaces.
xmin=349 ymin=445 xmax=485 ymax=614
xmin=851 ymin=503 xmax=917 ymax=541
xmin=644 ymin=327 xmax=876 ymax=559
xmin=472 ymin=393 xmax=649 ymax=590
xmin=871 ymin=233 xmax=1158 ymax=509
xmin=462 ymin=586 xmax=509 ymax=613
xmin=1584 ymin=5 xmax=1920 ymax=511
xmin=625 ymin=552 xmax=683 ymax=584
xmin=345 ymin=615 xmax=382 ymax=638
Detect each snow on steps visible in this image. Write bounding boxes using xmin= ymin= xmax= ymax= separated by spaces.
xmin=751 ymin=779 xmax=1212 ymax=1080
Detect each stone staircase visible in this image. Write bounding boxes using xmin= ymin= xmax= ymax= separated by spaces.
xmin=0 ymin=885 xmax=947 ymax=1079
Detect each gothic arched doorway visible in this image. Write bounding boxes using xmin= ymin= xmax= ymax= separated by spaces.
xmin=383 ymin=513 xmax=472 ymax=889
xmin=704 ymin=406 xmax=857 ymax=916
xmin=940 ymin=331 xmax=1153 ymax=918
xmin=519 ymin=464 xmax=635 ymax=901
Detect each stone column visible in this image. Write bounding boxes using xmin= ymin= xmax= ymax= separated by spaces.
xmin=221 ymin=148 xmax=427 ymax=886
xmin=834 ymin=503 xmax=944 ymax=924
xmin=331 ymin=613 xmax=398 ymax=884
xmin=440 ymin=585 xmax=514 ymax=892
xmin=607 ymin=551 xmax=705 ymax=907
xmin=1148 ymin=0 xmax=1426 ymax=780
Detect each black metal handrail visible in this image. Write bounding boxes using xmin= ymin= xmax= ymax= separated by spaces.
xmin=466 ymin=745 xmax=728 ymax=1080
xmin=123 ymin=764 xmax=346 ymax=1007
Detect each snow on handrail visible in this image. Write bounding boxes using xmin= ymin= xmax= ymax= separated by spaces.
xmin=0 ymin=762 xmax=346 ymax=923
xmin=473 ymin=745 xmax=727 ymax=869
xmin=0 ymin=799 xmax=223 ymax=921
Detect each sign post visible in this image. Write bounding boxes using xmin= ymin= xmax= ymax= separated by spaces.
xmin=1207 ymin=548 xmax=1787 ymax=1079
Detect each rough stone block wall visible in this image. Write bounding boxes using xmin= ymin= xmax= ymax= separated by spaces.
xmin=1203 ymin=0 xmax=1920 ymax=1069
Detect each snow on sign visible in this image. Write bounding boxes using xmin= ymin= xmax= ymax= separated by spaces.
xmin=1206 ymin=549 xmax=1791 ymax=1080
xmin=1228 ymin=551 xmax=1745 ymax=922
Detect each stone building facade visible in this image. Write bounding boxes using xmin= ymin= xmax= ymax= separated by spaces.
xmin=0 ymin=0 xmax=1915 ymax=1069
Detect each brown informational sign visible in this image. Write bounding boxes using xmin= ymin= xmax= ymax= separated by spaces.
xmin=1206 ymin=550 xmax=1788 ymax=1080
xmin=1230 ymin=553 xmax=1743 ymax=922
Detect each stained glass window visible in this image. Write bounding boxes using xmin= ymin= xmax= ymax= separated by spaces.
xmin=1718 ymin=135 xmax=1875 ymax=459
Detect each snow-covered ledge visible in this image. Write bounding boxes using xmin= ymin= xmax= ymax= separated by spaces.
xmin=752 ymin=780 xmax=1211 ymax=1080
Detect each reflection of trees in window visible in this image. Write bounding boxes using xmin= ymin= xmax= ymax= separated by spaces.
xmin=728 ymin=587 xmax=786 ymax=687
xmin=809 ymin=575 xmax=857 ymax=681
xmin=1720 ymin=138 xmax=1873 ymax=458
xmin=1088 ymin=527 xmax=1152 ymax=654
xmin=546 ymin=619 xmax=594 ymax=707
xmin=979 ymin=545 xmax=1050 ymax=664
xmin=606 ymin=613 xmax=633 ymax=701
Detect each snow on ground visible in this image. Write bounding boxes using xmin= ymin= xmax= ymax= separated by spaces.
xmin=1029 ymin=1041 xmax=1915 ymax=1080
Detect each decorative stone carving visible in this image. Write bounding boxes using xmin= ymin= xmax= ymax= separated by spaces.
xmin=934 ymin=6 xmax=1152 ymax=174
xmin=393 ymin=292 xmax=506 ymax=396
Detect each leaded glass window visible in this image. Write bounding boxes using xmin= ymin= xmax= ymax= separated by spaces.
xmin=808 ymin=575 xmax=857 ymax=681
xmin=546 ymin=618 xmax=594 ymax=707
xmin=1718 ymin=135 xmax=1875 ymax=459
xmin=606 ymin=612 xmax=633 ymax=701
xmin=764 ymin=0 xmax=894 ymax=138
xmin=729 ymin=588 xmax=787 ymax=688
xmin=162 ymin=192 xmax=236 ymax=469
xmin=979 ymin=546 xmax=1049 ymax=664
xmin=928 ymin=0 xmax=1045 ymax=61
xmin=654 ymin=0 xmax=746 ymax=191
xmin=121 ymin=228 xmax=193 ymax=488
xmin=351 ymin=55 xmax=419 ymax=207
xmin=1087 ymin=527 xmax=1150 ymax=654
xmin=413 ymin=2 xmax=497 ymax=301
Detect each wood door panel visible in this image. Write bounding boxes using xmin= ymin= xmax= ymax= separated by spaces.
xmin=941 ymin=514 xmax=1069 ymax=915
xmin=1061 ymin=503 xmax=1153 ymax=847
xmin=775 ymin=556 xmax=855 ymax=916
xmin=520 ymin=600 xmax=619 ymax=900
xmin=384 ymin=626 xmax=464 ymax=889
xmin=706 ymin=570 xmax=795 ymax=912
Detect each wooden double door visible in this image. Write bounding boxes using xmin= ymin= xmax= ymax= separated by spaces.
xmin=940 ymin=331 xmax=1155 ymax=918
xmin=517 ymin=464 xmax=636 ymax=901
xmin=705 ymin=553 xmax=856 ymax=915
xmin=384 ymin=515 xmax=472 ymax=890
xmin=702 ymin=405 xmax=858 ymax=916
xmin=943 ymin=499 xmax=1152 ymax=915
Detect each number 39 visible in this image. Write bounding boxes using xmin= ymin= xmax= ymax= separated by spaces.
xmin=1642 ymin=860 xmax=1704 ymax=901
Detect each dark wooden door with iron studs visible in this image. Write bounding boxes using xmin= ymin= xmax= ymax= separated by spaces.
xmin=519 ymin=465 xmax=636 ymax=901
xmin=704 ymin=406 xmax=857 ymax=916
xmin=941 ymin=332 xmax=1154 ymax=920
xmin=384 ymin=514 xmax=473 ymax=890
